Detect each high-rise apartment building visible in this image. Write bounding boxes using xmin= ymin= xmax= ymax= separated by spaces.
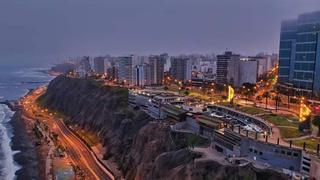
xmin=216 ymin=51 xmax=241 ymax=86
xmin=170 ymin=56 xmax=191 ymax=82
xmin=227 ymin=54 xmax=241 ymax=87
xmin=278 ymin=11 xmax=320 ymax=97
xmin=216 ymin=52 xmax=231 ymax=84
xmin=93 ymin=56 xmax=105 ymax=75
xmin=133 ymin=65 xmax=146 ymax=87
xmin=239 ymin=58 xmax=258 ymax=85
xmin=75 ymin=56 xmax=91 ymax=77
xmin=118 ymin=56 xmax=133 ymax=85
xmin=149 ymin=55 xmax=166 ymax=85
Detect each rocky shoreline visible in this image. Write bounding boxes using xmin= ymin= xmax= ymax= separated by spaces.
xmin=10 ymin=110 xmax=40 ymax=180
xmin=5 ymin=97 xmax=47 ymax=180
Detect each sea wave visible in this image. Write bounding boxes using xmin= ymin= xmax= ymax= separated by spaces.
xmin=0 ymin=104 xmax=21 ymax=180
xmin=13 ymin=68 xmax=50 ymax=79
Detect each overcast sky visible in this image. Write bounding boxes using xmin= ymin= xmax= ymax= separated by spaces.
xmin=1 ymin=0 xmax=320 ymax=67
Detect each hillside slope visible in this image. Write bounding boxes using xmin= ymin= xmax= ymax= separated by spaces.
xmin=38 ymin=76 xmax=288 ymax=180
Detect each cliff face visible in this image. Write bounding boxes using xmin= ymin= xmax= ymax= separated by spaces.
xmin=38 ymin=76 xmax=287 ymax=180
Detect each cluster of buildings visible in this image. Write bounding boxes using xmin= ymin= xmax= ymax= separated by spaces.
xmin=51 ymin=10 xmax=320 ymax=179
xmin=129 ymin=89 xmax=320 ymax=179
xmin=216 ymin=51 xmax=277 ymax=88
xmin=278 ymin=11 xmax=320 ymax=98
xmin=120 ymin=54 xmax=167 ymax=86
xmin=68 ymin=54 xmax=167 ymax=86
xmin=63 ymin=51 xmax=276 ymax=89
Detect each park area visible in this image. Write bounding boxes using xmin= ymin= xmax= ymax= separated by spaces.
xmin=292 ymin=138 xmax=320 ymax=151
xmin=164 ymin=84 xmax=320 ymax=150
xmin=260 ymin=113 xmax=299 ymax=127
xmin=238 ymin=106 xmax=270 ymax=115
xmin=259 ymin=113 xmax=308 ymax=139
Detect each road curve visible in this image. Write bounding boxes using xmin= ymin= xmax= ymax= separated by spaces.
xmin=23 ymin=89 xmax=115 ymax=180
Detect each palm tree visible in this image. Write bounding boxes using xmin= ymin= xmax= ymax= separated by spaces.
xmin=215 ymin=84 xmax=224 ymax=94
xmin=184 ymin=90 xmax=190 ymax=96
xmin=312 ymin=116 xmax=320 ymax=136
xmin=272 ymin=94 xmax=282 ymax=112
xmin=256 ymin=95 xmax=262 ymax=102
xmin=255 ymin=95 xmax=262 ymax=107
xmin=262 ymin=91 xmax=271 ymax=109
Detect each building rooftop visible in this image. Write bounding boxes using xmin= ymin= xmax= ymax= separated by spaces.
xmin=196 ymin=115 xmax=224 ymax=128
xmin=162 ymin=104 xmax=187 ymax=116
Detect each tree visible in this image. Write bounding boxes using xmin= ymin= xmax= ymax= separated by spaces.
xmin=256 ymin=95 xmax=262 ymax=102
xmin=262 ymin=91 xmax=271 ymax=109
xmin=163 ymin=86 xmax=169 ymax=91
xmin=243 ymin=89 xmax=254 ymax=100
xmin=187 ymin=134 xmax=199 ymax=149
xmin=215 ymin=84 xmax=225 ymax=94
xmin=312 ymin=116 xmax=320 ymax=136
xmin=272 ymin=94 xmax=282 ymax=112
xmin=184 ymin=90 xmax=190 ymax=96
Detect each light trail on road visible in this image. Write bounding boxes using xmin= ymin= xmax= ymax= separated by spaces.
xmin=21 ymin=88 xmax=115 ymax=180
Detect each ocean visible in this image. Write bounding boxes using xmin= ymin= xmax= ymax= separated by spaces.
xmin=0 ymin=66 xmax=53 ymax=180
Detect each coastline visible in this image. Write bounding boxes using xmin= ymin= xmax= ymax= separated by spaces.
xmin=6 ymin=95 xmax=47 ymax=179
xmin=0 ymin=67 xmax=55 ymax=180
xmin=10 ymin=110 xmax=40 ymax=179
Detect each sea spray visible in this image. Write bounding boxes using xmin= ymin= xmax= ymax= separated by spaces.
xmin=0 ymin=104 xmax=21 ymax=180
xmin=0 ymin=66 xmax=53 ymax=180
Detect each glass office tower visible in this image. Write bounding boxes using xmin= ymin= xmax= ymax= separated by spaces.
xmin=278 ymin=11 xmax=320 ymax=97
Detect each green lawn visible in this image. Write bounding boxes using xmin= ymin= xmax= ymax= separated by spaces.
xmin=278 ymin=127 xmax=306 ymax=139
xmin=260 ymin=114 xmax=299 ymax=127
xmin=238 ymin=106 xmax=268 ymax=115
xmin=292 ymin=138 xmax=320 ymax=150
xmin=279 ymin=114 xmax=300 ymax=122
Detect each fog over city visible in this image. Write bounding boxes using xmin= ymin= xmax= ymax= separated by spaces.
xmin=1 ymin=0 xmax=320 ymax=67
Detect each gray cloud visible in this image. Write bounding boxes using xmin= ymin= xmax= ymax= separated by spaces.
xmin=1 ymin=0 xmax=320 ymax=66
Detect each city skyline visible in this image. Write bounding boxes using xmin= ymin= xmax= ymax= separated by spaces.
xmin=1 ymin=0 xmax=320 ymax=67
xmin=1 ymin=2 xmax=320 ymax=179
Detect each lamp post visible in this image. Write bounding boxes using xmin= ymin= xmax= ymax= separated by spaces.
xmin=158 ymin=100 xmax=162 ymax=120
xmin=287 ymin=88 xmax=290 ymax=109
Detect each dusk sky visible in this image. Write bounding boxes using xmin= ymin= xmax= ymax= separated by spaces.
xmin=1 ymin=0 xmax=320 ymax=67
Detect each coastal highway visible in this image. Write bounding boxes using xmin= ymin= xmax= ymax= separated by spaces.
xmin=21 ymin=87 xmax=115 ymax=180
